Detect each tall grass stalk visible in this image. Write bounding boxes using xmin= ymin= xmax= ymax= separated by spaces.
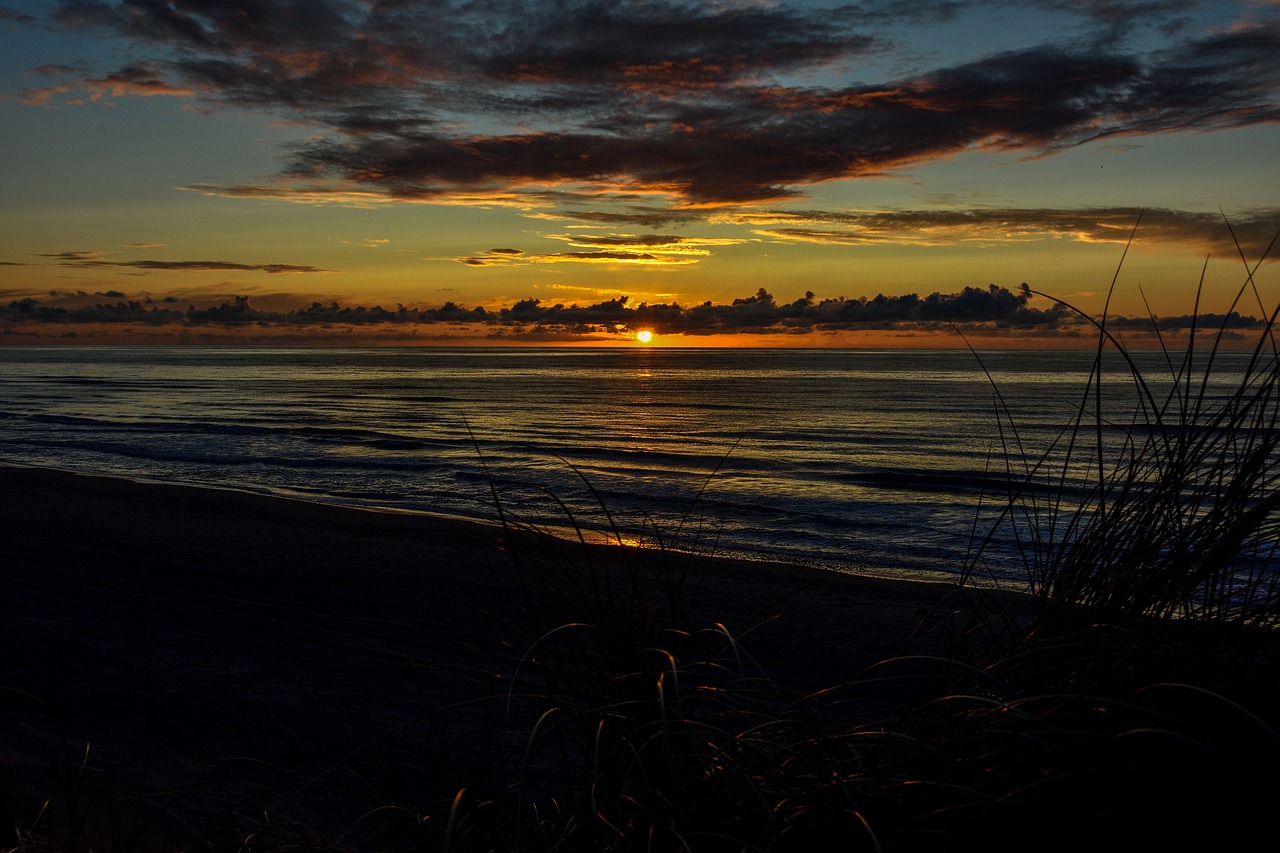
xmin=966 ymin=217 xmax=1280 ymax=640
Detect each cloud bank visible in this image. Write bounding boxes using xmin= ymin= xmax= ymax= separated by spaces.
xmin=4 ymin=283 xmax=1269 ymax=345
xmin=28 ymin=1 xmax=1278 ymax=213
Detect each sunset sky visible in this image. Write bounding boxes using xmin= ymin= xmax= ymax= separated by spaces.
xmin=2 ymin=0 xmax=1278 ymax=345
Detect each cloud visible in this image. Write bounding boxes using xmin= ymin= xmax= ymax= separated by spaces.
xmin=21 ymin=62 xmax=194 ymax=105
xmin=85 ymin=63 xmax=195 ymax=98
xmin=38 ymin=250 xmax=107 ymax=261
xmin=545 ymin=233 xmax=749 ymax=253
xmin=40 ymin=252 xmax=330 ymax=274
xmin=526 ymin=206 xmax=709 ymax=227
xmin=10 ymin=281 xmax=1264 ymax=342
xmin=28 ymin=63 xmax=79 ymax=75
xmin=733 ymin=207 xmax=1280 ymax=258
xmin=481 ymin=2 xmax=877 ymax=91
xmin=453 ymin=247 xmax=700 ymax=267
xmin=448 ymin=230 xmax=752 ymax=266
xmin=751 ymin=227 xmax=888 ymax=246
xmin=177 ymin=182 xmax=554 ymax=209
xmin=37 ymin=1 xmax=1280 ymax=206
xmin=0 ymin=6 xmax=36 ymax=25
xmin=117 ymin=260 xmax=330 ymax=274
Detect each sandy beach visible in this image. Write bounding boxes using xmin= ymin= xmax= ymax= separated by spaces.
xmin=0 ymin=463 xmax=967 ymax=841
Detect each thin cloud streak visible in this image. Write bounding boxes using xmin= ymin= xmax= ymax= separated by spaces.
xmin=451 ymin=249 xmax=700 ymax=267
xmin=733 ymin=207 xmax=1280 ymax=257
xmin=448 ymin=232 xmax=753 ymax=266
xmin=37 ymin=252 xmax=331 ymax=275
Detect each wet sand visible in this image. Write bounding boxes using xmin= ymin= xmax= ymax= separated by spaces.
xmin=0 ymin=463 xmax=973 ymax=838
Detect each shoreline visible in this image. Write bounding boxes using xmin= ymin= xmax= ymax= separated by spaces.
xmin=0 ymin=460 xmax=970 ymax=586
xmin=1 ymin=462 xmax=976 ymax=833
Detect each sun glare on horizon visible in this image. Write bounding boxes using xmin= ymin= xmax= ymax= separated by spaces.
xmin=636 ymin=330 xmax=653 ymax=344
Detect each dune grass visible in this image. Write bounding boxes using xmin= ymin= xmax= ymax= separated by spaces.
xmin=960 ymin=219 xmax=1280 ymax=649
xmin=922 ymin=217 xmax=1280 ymax=846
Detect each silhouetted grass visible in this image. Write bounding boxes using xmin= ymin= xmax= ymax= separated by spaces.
xmin=927 ymin=215 xmax=1280 ymax=847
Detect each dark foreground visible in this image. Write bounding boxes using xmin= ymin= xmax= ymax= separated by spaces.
xmin=1 ymin=464 xmax=966 ymax=849
xmin=4 ymin=463 xmax=1277 ymax=852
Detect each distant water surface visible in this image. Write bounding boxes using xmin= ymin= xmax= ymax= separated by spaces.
xmin=0 ymin=346 xmax=1250 ymax=582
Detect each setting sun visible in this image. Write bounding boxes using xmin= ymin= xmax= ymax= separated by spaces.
xmin=636 ymin=330 xmax=653 ymax=343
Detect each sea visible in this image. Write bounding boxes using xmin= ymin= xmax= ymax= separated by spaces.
xmin=0 ymin=346 xmax=1252 ymax=584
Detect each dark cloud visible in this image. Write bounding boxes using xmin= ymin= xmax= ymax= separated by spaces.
xmin=28 ymin=63 xmax=79 ymax=75
xmin=118 ymin=260 xmax=328 ymax=274
xmin=37 ymin=250 xmax=107 ymax=262
xmin=38 ymin=1 xmax=1280 ymax=206
xmin=831 ymin=1 xmax=969 ymax=27
xmin=551 ymin=233 xmax=726 ymax=249
xmin=736 ymin=206 xmax=1280 ymax=259
xmin=479 ymin=2 xmax=876 ymax=89
xmin=0 ymin=6 xmax=36 ymax=25
xmin=448 ymin=231 xmax=749 ymax=266
xmin=1125 ymin=24 xmax=1280 ymax=135
xmin=40 ymin=252 xmax=329 ymax=274
xmin=553 ymin=250 xmax=668 ymax=262
xmin=453 ymin=247 xmax=698 ymax=267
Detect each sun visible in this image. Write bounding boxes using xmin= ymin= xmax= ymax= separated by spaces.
xmin=636 ymin=330 xmax=653 ymax=343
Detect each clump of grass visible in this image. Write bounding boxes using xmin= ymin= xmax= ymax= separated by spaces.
xmin=426 ymin=466 xmax=897 ymax=852
xmin=916 ymin=216 xmax=1280 ymax=846
xmin=964 ymin=218 xmax=1280 ymax=655
xmin=2 ymin=725 xmax=200 ymax=853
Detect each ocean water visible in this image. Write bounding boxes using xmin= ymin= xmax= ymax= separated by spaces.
xmin=0 ymin=346 xmax=1252 ymax=582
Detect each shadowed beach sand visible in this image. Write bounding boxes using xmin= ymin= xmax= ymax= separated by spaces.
xmin=0 ymin=463 xmax=970 ymax=838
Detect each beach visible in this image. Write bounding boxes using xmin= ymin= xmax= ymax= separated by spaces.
xmin=0 ymin=463 xmax=965 ymax=840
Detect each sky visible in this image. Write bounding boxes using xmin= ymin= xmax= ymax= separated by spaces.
xmin=1 ymin=0 xmax=1278 ymax=346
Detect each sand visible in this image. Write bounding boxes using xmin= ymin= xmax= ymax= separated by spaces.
xmin=0 ymin=463 xmax=970 ymax=839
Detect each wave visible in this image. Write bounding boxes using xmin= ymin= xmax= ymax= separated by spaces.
xmin=0 ymin=346 xmax=1145 ymax=583
xmin=17 ymin=412 xmax=461 ymax=451
xmin=8 ymin=438 xmax=453 ymax=472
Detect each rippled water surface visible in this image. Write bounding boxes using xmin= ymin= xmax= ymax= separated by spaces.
xmin=1 ymin=346 xmax=1253 ymax=580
